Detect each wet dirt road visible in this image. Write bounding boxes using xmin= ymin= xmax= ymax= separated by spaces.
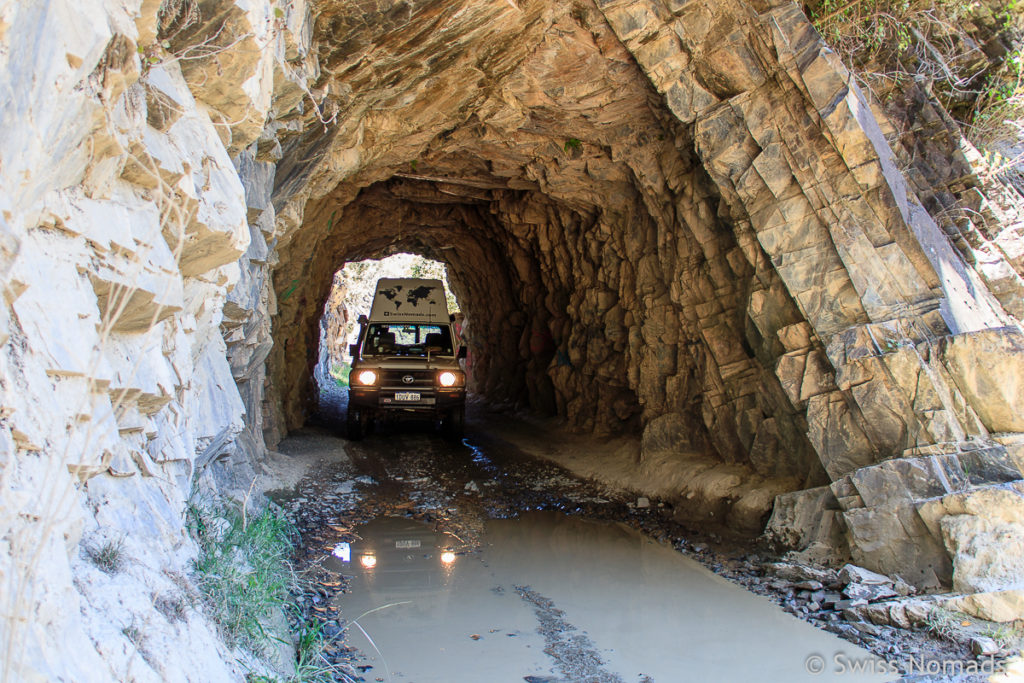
xmin=331 ymin=512 xmax=889 ymax=682
xmin=274 ymin=416 xmax=895 ymax=683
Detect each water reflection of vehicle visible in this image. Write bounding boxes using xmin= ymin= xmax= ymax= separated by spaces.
xmin=325 ymin=517 xmax=460 ymax=597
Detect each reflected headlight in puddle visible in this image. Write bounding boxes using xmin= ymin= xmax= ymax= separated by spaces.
xmin=360 ymin=554 xmax=378 ymax=569
xmin=440 ymin=551 xmax=456 ymax=565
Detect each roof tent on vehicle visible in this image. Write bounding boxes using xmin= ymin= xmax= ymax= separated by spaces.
xmin=369 ymin=278 xmax=449 ymax=323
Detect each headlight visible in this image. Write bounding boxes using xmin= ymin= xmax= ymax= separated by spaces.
xmin=360 ymin=554 xmax=377 ymax=569
xmin=355 ymin=370 xmax=377 ymax=386
xmin=438 ymin=371 xmax=458 ymax=387
xmin=440 ymin=551 xmax=456 ymax=565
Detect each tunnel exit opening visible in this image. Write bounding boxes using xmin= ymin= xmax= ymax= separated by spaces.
xmin=314 ymin=253 xmax=466 ymax=416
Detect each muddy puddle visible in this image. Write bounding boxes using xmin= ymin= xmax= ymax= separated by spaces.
xmin=324 ymin=511 xmax=892 ymax=682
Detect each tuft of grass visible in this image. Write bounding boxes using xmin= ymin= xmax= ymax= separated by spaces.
xmin=87 ymin=538 xmax=125 ymax=574
xmin=121 ymin=619 xmax=161 ymax=671
xmin=244 ymin=619 xmax=352 ymax=683
xmin=122 ymin=623 xmax=145 ymax=647
xmin=967 ymin=48 xmax=1024 ymax=183
xmin=290 ymin=619 xmax=348 ymax=683
xmin=982 ymin=622 xmax=1024 ymax=648
xmin=154 ymin=592 xmax=188 ymax=623
xmin=187 ymin=500 xmax=297 ymax=658
xmin=924 ymin=606 xmax=968 ymax=643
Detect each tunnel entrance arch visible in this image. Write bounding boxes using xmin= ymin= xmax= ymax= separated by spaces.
xmin=240 ymin=0 xmax=1024 ymax=594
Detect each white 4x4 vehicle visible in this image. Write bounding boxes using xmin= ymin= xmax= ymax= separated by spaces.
xmin=347 ymin=279 xmax=467 ymax=441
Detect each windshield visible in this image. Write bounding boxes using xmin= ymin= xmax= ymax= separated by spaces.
xmin=362 ymin=323 xmax=454 ymax=357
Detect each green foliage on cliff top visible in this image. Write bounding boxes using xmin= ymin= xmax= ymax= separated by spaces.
xmin=808 ymin=0 xmax=1023 ymax=179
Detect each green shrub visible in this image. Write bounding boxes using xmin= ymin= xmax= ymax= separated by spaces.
xmin=807 ymin=0 xmax=1019 ymax=106
xmin=291 ymin=619 xmax=345 ymax=683
xmin=187 ymin=501 xmax=296 ymax=657
xmin=808 ymin=0 xmax=1023 ymax=181
xmin=330 ymin=362 xmax=351 ymax=387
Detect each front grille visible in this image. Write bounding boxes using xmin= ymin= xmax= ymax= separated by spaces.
xmin=379 ymin=369 xmax=435 ymax=390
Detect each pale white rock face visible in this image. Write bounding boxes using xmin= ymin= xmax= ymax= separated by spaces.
xmin=0 ymin=0 xmax=276 ymax=680
xmin=935 ymin=484 xmax=1024 ymax=594
xmin=0 ymin=2 xmax=111 ymax=218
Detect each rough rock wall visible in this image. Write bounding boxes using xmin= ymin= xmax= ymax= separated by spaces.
xmin=876 ymin=81 xmax=1024 ymax=321
xmin=0 ymin=0 xmax=312 ymax=680
xmin=316 ymin=270 xmax=349 ymax=386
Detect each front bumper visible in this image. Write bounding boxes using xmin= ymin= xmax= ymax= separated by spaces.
xmin=349 ymin=366 xmax=466 ymax=415
xmin=348 ymin=387 xmax=465 ymax=413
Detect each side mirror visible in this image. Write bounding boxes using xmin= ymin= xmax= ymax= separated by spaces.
xmin=349 ymin=343 xmax=360 ymax=357
xmin=457 ymin=346 xmax=467 ymax=359
xmin=358 ymin=314 xmax=368 ymax=325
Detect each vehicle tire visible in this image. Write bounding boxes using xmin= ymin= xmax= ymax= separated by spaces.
xmin=444 ymin=405 xmax=465 ymax=442
xmin=347 ymin=407 xmax=364 ymax=441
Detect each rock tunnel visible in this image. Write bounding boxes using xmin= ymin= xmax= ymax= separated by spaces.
xmin=259 ymin=0 xmax=835 ymax=536
xmin=3 ymin=0 xmax=1024 ymax=677
xmin=235 ymin=0 xmax=1024 ymax=586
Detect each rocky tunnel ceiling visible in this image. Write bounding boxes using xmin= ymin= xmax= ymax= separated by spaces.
xmin=267 ymin=0 xmax=826 ymax=492
xmin=214 ymin=0 xmax=1024 ymax=581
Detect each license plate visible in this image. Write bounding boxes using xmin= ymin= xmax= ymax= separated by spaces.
xmin=394 ymin=392 xmax=420 ymax=401
xmin=395 ymin=540 xmax=421 ymax=549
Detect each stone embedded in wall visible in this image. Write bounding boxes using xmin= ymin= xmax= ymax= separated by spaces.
xmin=842 ymin=499 xmax=952 ymax=589
xmin=805 ymin=391 xmax=878 ymax=480
xmin=765 ymin=484 xmax=846 ymax=557
xmin=918 ymin=482 xmax=1024 ymax=602
xmin=642 ymin=413 xmax=700 ymax=458
xmin=940 ymin=327 xmax=1024 ymax=434
xmin=950 ymin=590 xmax=1024 ymax=623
